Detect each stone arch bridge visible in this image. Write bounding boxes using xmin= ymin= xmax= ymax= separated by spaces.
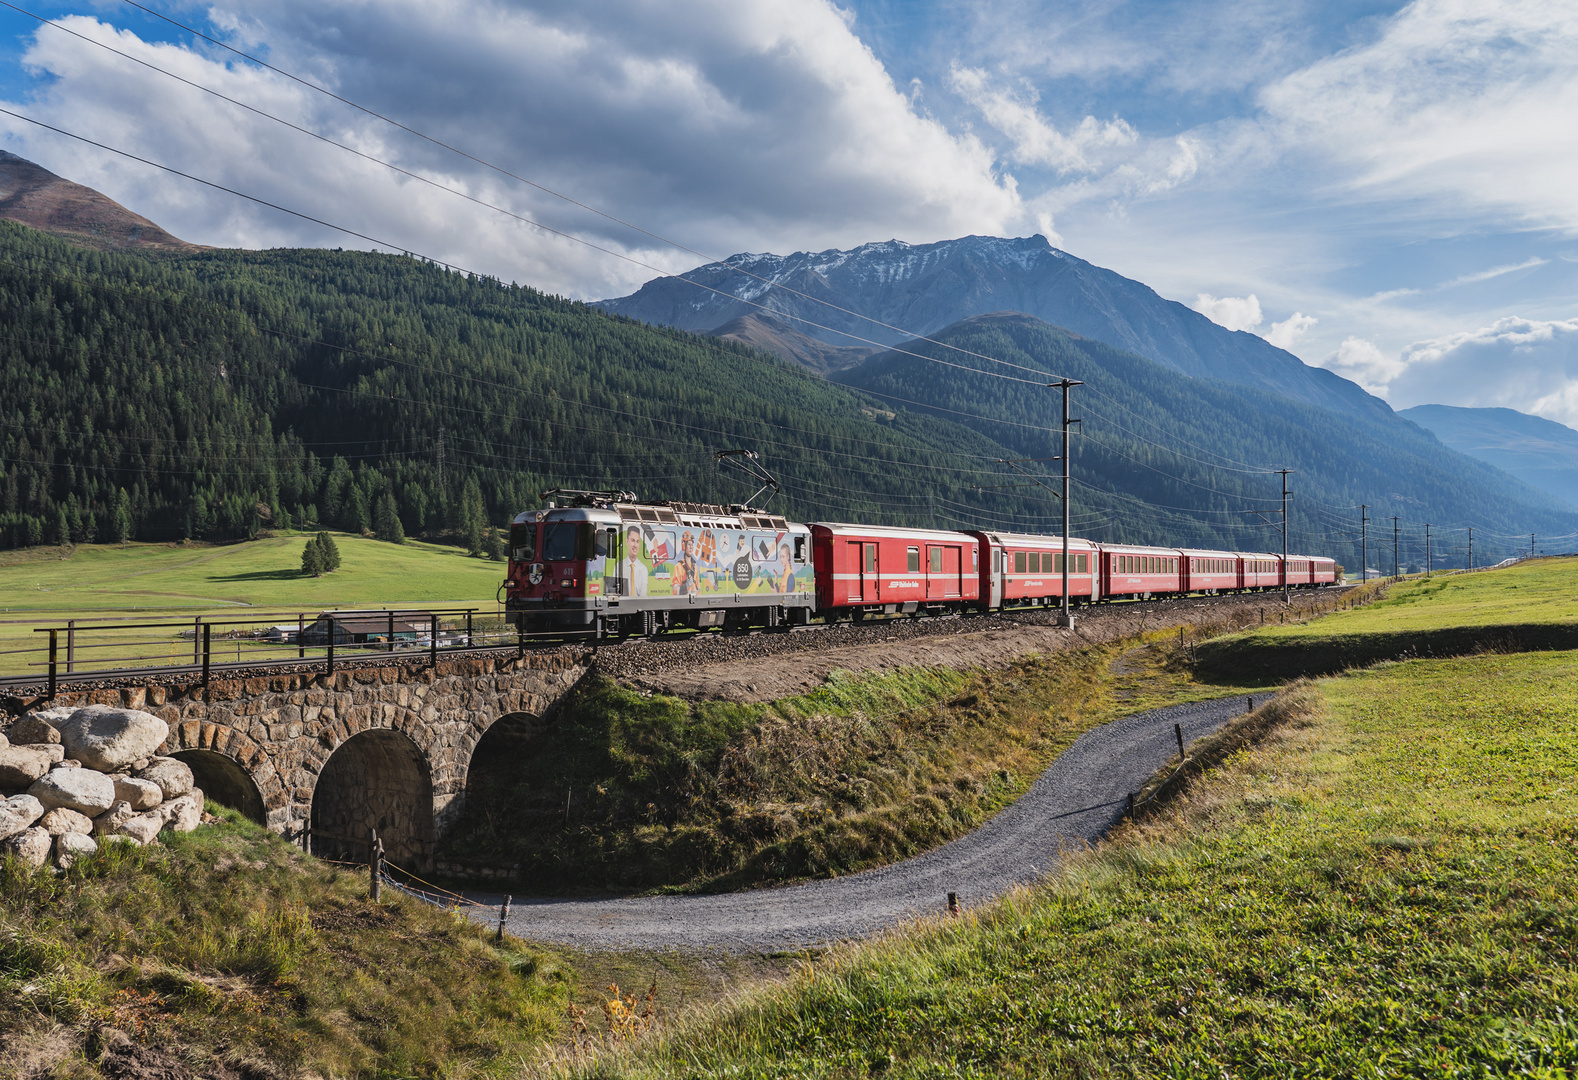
xmin=3 ymin=649 xmax=592 ymax=869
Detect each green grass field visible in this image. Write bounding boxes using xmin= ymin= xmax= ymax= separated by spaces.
xmin=571 ymin=563 xmax=1578 ymax=1078
xmin=0 ymin=533 xmax=506 ymax=677
xmin=1195 ymin=557 xmax=1578 ymax=682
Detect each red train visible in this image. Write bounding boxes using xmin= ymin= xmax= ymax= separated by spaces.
xmin=504 ymin=491 xmax=1337 ymax=637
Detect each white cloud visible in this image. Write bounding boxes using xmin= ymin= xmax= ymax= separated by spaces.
xmin=1386 ymin=317 xmax=1578 ymax=425
xmin=1438 ymin=257 xmax=1549 ymax=289
xmin=1259 ymin=0 xmax=1578 ymax=230
xmin=0 ymin=1 xmax=1023 ymax=298
xmin=1191 ymin=293 xmax=1262 ymax=332
xmin=948 ymin=64 xmax=1136 ymax=172
xmin=1266 ymin=311 xmax=1316 ymax=352
xmin=1322 ymin=336 xmax=1405 ymax=392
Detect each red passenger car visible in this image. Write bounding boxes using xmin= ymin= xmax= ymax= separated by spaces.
xmin=811 ymin=523 xmax=980 ymax=618
xmin=971 ymin=531 xmax=1099 ymax=609
xmin=1239 ymin=552 xmax=1281 ymax=591
xmin=1102 ymin=545 xmax=1185 ymax=599
xmin=1181 ymin=548 xmax=1239 ymax=594
xmin=1309 ymin=556 xmax=1338 ymax=585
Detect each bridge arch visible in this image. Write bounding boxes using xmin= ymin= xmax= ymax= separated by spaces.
xmin=309 ymin=728 xmax=435 ymax=869
xmin=464 ymin=710 xmax=547 ymax=805
xmin=169 ymin=748 xmax=265 ymax=824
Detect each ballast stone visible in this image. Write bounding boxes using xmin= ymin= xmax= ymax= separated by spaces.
xmin=29 ymin=766 xmax=116 ymax=815
xmin=57 ymin=707 xmax=169 ymax=772
xmin=39 ymin=806 xmax=94 ymax=836
xmin=135 ymin=757 xmax=194 ymax=800
xmin=55 ymin=830 xmax=98 ymax=868
xmin=0 ymin=794 xmax=44 ymax=840
xmin=1 ymin=825 xmax=50 ymax=866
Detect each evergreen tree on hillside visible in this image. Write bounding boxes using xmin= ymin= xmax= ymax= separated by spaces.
xmin=482 ymin=525 xmax=503 ymax=561
xmin=460 ymin=478 xmax=486 ymax=556
xmin=301 ymin=536 xmax=324 ymax=577
xmin=373 ymin=492 xmax=405 ymax=544
xmin=317 ymin=531 xmax=342 ymax=571
xmin=112 ymin=489 xmax=132 ymax=546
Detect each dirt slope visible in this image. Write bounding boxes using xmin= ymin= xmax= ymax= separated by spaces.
xmin=0 ymin=150 xmax=197 ymax=252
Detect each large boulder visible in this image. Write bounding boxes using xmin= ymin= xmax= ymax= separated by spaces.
xmin=92 ymin=801 xmax=135 ymax=836
xmin=0 ymin=745 xmax=53 ymax=790
xmin=8 ymin=713 xmax=63 ymax=745
xmin=0 ymin=794 xmax=44 ymax=841
xmin=162 ymin=790 xmax=204 ymax=833
xmin=39 ymin=806 xmax=94 ymax=836
xmin=109 ymin=775 xmax=163 ymax=811
xmin=1 ymin=826 xmax=50 ymax=867
xmin=116 ymin=811 xmax=165 ymax=846
xmin=55 ymin=831 xmax=98 ymax=869
xmin=135 ymin=758 xmax=193 ymax=800
xmin=57 ymin=707 xmax=168 ymax=772
xmin=29 ymin=767 xmax=116 ymax=815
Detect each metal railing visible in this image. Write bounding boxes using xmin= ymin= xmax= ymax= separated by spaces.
xmin=0 ymin=606 xmax=590 ymax=694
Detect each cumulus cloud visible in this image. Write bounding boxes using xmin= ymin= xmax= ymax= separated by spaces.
xmin=1191 ymin=293 xmax=1262 ymax=332
xmin=0 ymin=0 xmax=1023 ymax=298
xmin=1386 ymin=317 xmax=1578 ymax=425
xmin=1266 ymin=311 xmax=1316 ymax=352
xmin=1322 ymin=336 xmax=1405 ymax=392
xmin=948 ymin=64 xmax=1136 ymax=172
xmin=1259 ymin=0 xmax=1578 ymax=229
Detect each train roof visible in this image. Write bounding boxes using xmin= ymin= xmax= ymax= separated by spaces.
xmin=810 ymin=522 xmax=978 ymax=543
xmin=971 ymin=530 xmax=1097 ymax=548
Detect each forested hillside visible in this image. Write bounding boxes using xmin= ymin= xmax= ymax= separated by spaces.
xmin=0 ymin=224 xmax=1040 ymax=550
xmin=837 ymin=313 xmax=1578 ymax=562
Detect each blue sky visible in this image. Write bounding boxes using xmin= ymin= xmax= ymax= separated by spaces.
xmin=0 ymin=0 xmax=1575 ymax=422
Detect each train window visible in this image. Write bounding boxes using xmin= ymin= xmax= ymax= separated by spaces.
xmin=597 ymin=528 xmax=613 ymax=559
xmin=542 ymin=522 xmax=578 ymax=561
xmin=993 ymin=549 xmax=1003 ymax=573
xmin=1053 ymin=553 xmax=1064 ymax=572
xmin=509 ymin=523 xmax=536 ymax=562
xmin=794 ymin=536 xmax=808 ymax=563
xmin=908 ymin=546 xmax=920 ymax=572
xmin=1027 ymin=552 xmax=1039 ymax=573
xmin=864 ymin=544 xmax=877 ymax=574
xmin=930 ymin=547 xmax=943 ymax=573
xmin=1076 ymin=554 xmax=1088 ymax=573
xmin=972 ymin=547 xmax=977 ymax=570
xmin=1014 ymin=551 xmax=1025 ymax=574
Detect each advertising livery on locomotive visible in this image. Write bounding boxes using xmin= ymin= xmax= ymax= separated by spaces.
xmin=504 ymin=489 xmax=1337 ymax=638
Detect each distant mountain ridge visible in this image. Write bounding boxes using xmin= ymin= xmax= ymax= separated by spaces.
xmin=1399 ymin=405 xmax=1578 ymax=510
xmin=597 ymin=234 xmax=1392 ymax=422
xmin=0 ymin=151 xmax=195 ymax=252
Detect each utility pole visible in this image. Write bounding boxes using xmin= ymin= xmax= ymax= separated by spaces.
xmin=1277 ymin=469 xmax=1294 ymax=603
xmin=1532 ymin=533 xmax=1536 ymax=559
xmin=1425 ymin=523 xmax=1432 ymax=578
xmin=1054 ymin=378 xmax=1082 ymax=628
xmin=1392 ymin=517 xmax=1400 ymax=578
xmin=1359 ymin=504 xmax=1368 ymax=584
xmin=1467 ymin=526 xmax=1473 ymax=571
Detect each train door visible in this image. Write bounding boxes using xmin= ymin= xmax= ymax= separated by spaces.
xmin=844 ymin=541 xmax=863 ymax=602
xmin=926 ymin=545 xmax=943 ymax=599
xmin=943 ymin=545 xmax=962 ymax=597
xmin=861 ymin=542 xmax=879 ymax=603
xmin=988 ymin=545 xmax=1003 ymax=608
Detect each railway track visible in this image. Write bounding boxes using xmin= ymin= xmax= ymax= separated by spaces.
xmin=0 ymin=586 xmax=1350 ymax=701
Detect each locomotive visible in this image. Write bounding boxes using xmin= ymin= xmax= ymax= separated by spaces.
xmin=504 ymin=489 xmax=1337 ymax=638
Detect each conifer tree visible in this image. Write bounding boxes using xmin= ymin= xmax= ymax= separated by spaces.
xmin=460 ymin=477 xmax=485 ymax=556
xmin=301 ymin=536 xmax=325 ymax=576
xmin=373 ymin=492 xmax=405 ymax=543
xmin=316 ymin=531 xmax=342 ymax=570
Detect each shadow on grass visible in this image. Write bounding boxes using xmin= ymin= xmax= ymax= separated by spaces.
xmin=209 ymin=569 xmax=311 ymax=582
xmin=1194 ymin=623 xmax=1578 ymax=683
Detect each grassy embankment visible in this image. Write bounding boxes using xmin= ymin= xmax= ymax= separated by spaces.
xmin=449 ymin=634 xmax=1258 ymax=894
xmin=1194 ymin=557 xmax=1578 ymax=682
xmin=0 ymin=808 xmax=567 ymax=1079
xmin=568 ymin=561 xmax=1578 ymax=1077
xmin=0 ymin=532 xmax=504 ymax=674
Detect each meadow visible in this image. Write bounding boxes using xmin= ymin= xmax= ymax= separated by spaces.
xmin=569 ymin=563 xmax=1578 ymax=1077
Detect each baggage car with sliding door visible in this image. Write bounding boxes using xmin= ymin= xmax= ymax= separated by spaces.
xmin=811 ymin=523 xmax=980 ymax=619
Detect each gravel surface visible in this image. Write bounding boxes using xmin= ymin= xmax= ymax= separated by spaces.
xmin=466 ymin=695 xmax=1251 ymax=953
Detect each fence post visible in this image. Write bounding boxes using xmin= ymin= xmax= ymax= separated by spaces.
xmin=47 ymin=628 xmax=57 ymax=698
xmin=66 ymin=619 xmax=75 ymax=674
xmin=430 ymin=614 xmax=439 ymax=667
xmin=327 ymin=624 xmax=335 ymax=675
xmin=1174 ymin=722 xmax=1185 ymax=761
xmin=466 ymin=610 xmax=473 ymax=650
xmin=369 ymin=828 xmax=382 ymax=901
xmin=387 ymin=611 xmax=395 ymax=654
xmin=297 ymin=613 xmax=305 ymax=660
xmin=201 ymin=622 xmax=211 ymax=686
xmin=193 ymin=616 xmax=201 ymax=665
xmin=496 ymin=895 xmax=512 ymax=941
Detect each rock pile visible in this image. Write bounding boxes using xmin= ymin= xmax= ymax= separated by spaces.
xmin=0 ymin=705 xmax=206 ymax=869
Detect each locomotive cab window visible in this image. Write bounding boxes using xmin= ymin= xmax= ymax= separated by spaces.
xmin=907 ymin=546 xmax=920 ymax=572
xmin=794 ymin=536 xmax=808 ymax=563
xmin=509 ymin=523 xmax=536 ymax=562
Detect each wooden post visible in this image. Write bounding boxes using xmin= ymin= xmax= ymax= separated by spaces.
xmin=47 ymin=628 xmax=57 ymax=698
xmin=496 ymin=895 xmax=512 ymax=941
xmin=387 ymin=611 xmax=395 ymax=654
xmin=947 ymin=892 xmax=959 ymax=916
xmin=297 ymin=614 xmax=305 ymax=660
xmin=327 ymin=623 xmax=335 ymax=675
xmin=369 ymin=828 xmax=382 ymax=901
xmin=193 ymin=616 xmax=202 ymax=664
xmin=430 ymin=614 xmax=439 ymax=668
xmin=466 ymin=610 xmax=473 ymax=650
xmin=1247 ymin=696 xmax=1253 ymax=712
xmin=66 ymin=619 xmax=74 ymax=674
xmin=1174 ymin=722 xmax=1185 ymax=761
xmin=201 ymin=622 xmax=211 ymax=686
xmin=1126 ymin=791 xmax=1134 ymax=816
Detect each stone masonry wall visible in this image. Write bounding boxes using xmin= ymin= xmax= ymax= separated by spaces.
xmin=2 ymin=648 xmax=593 ymax=858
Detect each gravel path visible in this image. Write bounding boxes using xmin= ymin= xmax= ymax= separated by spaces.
xmin=466 ymin=695 xmax=1250 ymax=953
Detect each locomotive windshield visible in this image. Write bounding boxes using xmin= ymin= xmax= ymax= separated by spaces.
xmin=542 ymin=522 xmax=599 ymax=561
xmin=509 ymin=523 xmax=536 ymax=562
